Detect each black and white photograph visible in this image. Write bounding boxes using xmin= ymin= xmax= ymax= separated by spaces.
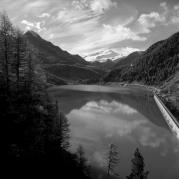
xmin=0 ymin=0 xmax=179 ymax=178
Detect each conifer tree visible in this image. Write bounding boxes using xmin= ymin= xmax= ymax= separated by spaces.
xmin=107 ymin=144 xmax=120 ymax=179
xmin=127 ymin=148 xmax=149 ymax=179
xmin=0 ymin=11 xmax=14 ymax=89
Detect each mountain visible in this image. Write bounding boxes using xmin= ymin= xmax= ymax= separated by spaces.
xmin=104 ymin=31 xmax=179 ymax=86
xmin=24 ymin=31 xmax=104 ymax=84
xmin=89 ymin=59 xmax=115 ymax=72
xmin=25 ymin=31 xmax=88 ymax=65
xmin=44 ymin=64 xmax=102 ymax=83
xmin=113 ymin=51 xmax=143 ymax=69
xmin=85 ymin=49 xmax=120 ymax=62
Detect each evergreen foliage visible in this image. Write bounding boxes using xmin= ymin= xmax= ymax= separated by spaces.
xmin=127 ymin=148 xmax=149 ymax=179
xmin=104 ymin=32 xmax=179 ymax=85
xmin=0 ymin=12 xmax=90 ymax=179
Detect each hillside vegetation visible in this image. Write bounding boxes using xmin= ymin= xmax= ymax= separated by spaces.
xmin=104 ymin=32 xmax=179 ymax=86
xmin=0 ymin=12 xmax=91 ymax=178
xmin=45 ymin=64 xmax=102 ymax=83
xmin=25 ymin=31 xmax=88 ymax=65
xmin=25 ymin=31 xmax=107 ymax=84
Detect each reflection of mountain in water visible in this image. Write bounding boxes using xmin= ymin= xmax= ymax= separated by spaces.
xmin=50 ymin=88 xmax=168 ymax=130
xmin=109 ymin=92 xmax=169 ymax=130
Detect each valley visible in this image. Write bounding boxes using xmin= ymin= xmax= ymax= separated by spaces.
xmin=24 ymin=30 xmax=178 ymax=119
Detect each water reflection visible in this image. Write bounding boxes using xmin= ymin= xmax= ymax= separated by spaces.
xmin=51 ymin=86 xmax=179 ymax=179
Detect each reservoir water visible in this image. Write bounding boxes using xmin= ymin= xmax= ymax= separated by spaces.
xmin=49 ymin=85 xmax=179 ymax=179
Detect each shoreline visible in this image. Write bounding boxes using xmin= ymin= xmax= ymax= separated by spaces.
xmin=104 ymin=82 xmax=178 ymax=121
xmin=48 ymin=82 xmax=178 ymax=121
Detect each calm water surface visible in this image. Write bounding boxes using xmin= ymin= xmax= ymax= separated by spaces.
xmin=50 ymin=85 xmax=179 ymax=179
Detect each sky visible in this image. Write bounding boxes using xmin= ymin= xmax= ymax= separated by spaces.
xmin=0 ymin=0 xmax=179 ymax=61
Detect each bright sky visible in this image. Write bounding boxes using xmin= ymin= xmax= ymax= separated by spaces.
xmin=1 ymin=0 xmax=179 ymax=61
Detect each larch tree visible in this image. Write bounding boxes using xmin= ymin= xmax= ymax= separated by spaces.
xmin=76 ymin=145 xmax=89 ymax=176
xmin=0 ymin=11 xmax=14 ymax=89
xmin=106 ymin=144 xmax=120 ymax=179
xmin=127 ymin=148 xmax=149 ymax=179
xmin=13 ymin=28 xmax=27 ymax=90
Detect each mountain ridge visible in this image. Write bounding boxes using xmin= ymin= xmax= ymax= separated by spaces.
xmin=104 ymin=31 xmax=179 ymax=85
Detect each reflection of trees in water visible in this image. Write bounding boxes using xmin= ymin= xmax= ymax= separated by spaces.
xmin=54 ymin=101 xmax=70 ymax=150
xmin=107 ymin=144 xmax=120 ymax=179
xmin=105 ymin=144 xmax=149 ymax=179
xmin=63 ymin=111 xmax=150 ymax=179
xmin=74 ymin=142 xmax=149 ymax=179
xmin=127 ymin=148 xmax=149 ymax=179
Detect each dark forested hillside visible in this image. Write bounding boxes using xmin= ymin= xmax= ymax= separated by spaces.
xmin=24 ymin=31 xmax=107 ymax=84
xmin=104 ymin=32 xmax=179 ymax=85
xmin=113 ymin=51 xmax=143 ymax=69
xmin=0 ymin=12 xmax=91 ymax=179
xmin=45 ymin=64 xmax=102 ymax=83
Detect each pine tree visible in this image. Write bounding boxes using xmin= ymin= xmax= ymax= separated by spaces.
xmin=12 ymin=28 xmax=27 ymax=90
xmin=76 ymin=145 xmax=89 ymax=175
xmin=0 ymin=11 xmax=14 ymax=89
xmin=127 ymin=148 xmax=149 ymax=179
xmin=107 ymin=144 xmax=120 ymax=179
xmin=51 ymin=101 xmax=70 ymax=150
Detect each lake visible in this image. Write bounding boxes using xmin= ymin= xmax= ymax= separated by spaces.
xmin=49 ymin=85 xmax=179 ymax=179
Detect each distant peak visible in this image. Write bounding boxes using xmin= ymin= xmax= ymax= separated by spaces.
xmin=25 ymin=30 xmax=41 ymax=39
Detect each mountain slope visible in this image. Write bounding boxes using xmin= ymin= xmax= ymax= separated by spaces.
xmin=24 ymin=31 xmax=105 ymax=84
xmin=45 ymin=64 xmax=102 ymax=83
xmin=104 ymin=31 xmax=179 ymax=85
xmin=25 ymin=31 xmax=88 ymax=65
xmin=113 ymin=51 xmax=143 ymax=69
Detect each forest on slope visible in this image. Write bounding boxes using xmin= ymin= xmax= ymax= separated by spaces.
xmin=104 ymin=32 xmax=179 ymax=118
xmin=0 ymin=12 xmax=150 ymax=179
xmin=24 ymin=31 xmax=106 ymax=84
xmin=104 ymin=32 xmax=179 ymax=86
xmin=0 ymin=12 xmax=91 ymax=179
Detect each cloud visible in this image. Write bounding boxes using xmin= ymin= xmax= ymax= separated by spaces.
xmin=137 ymin=12 xmax=165 ymax=33
xmin=139 ymin=127 xmax=166 ymax=148
xmin=21 ymin=19 xmax=46 ymax=32
xmin=85 ymin=47 xmax=140 ymax=61
xmin=56 ymin=8 xmax=98 ymax=24
xmin=70 ymin=23 xmax=146 ymax=54
xmin=90 ymin=0 xmax=117 ymax=14
xmin=115 ymin=47 xmax=140 ymax=57
xmin=21 ymin=20 xmax=34 ymax=27
xmin=136 ymin=2 xmax=179 ymax=34
xmin=171 ymin=4 xmax=179 ymax=25
xmin=39 ymin=12 xmax=50 ymax=18
xmin=102 ymin=24 xmax=146 ymax=42
xmin=1 ymin=0 xmax=179 ymax=58
xmin=85 ymin=49 xmax=119 ymax=61
xmin=81 ymin=100 xmax=138 ymax=115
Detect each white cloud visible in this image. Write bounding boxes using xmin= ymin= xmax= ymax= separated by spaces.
xmin=71 ymin=23 xmax=145 ymax=54
xmin=139 ymin=127 xmax=166 ymax=148
xmin=115 ymin=47 xmax=140 ymax=57
xmin=137 ymin=12 xmax=165 ymax=33
xmin=85 ymin=47 xmax=140 ymax=62
xmin=102 ymin=24 xmax=146 ymax=42
xmin=171 ymin=4 xmax=179 ymax=25
xmin=90 ymin=0 xmax=117 ymax=14
xmin=56 ymin=8 xmax=97 ymax=24
xmin=21 ymin=19 xmax=46 ymax=32
xmin=39 ymin=12 xmax=50 ymax=18
xmin=21 ymin=20 xmax=34 ymax=27
xmin=3 ymin=0 xmax=179 ymax=58
xmin=81 ymin=100 xmax=138 ymax=115
xmin=136 ymin=2 xmax=179 ymax=34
